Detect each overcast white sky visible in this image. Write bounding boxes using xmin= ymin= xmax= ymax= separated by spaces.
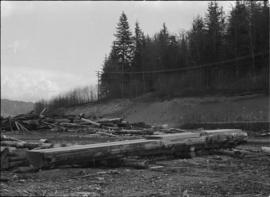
xmin=1 ymin=1 xmax=235 ymax=102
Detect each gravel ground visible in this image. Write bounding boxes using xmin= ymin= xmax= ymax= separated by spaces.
xmin=1 ymin=130 xmax=269 ymax=197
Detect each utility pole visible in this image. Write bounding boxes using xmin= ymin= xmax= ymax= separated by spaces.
xmin=96 ymin=71 xmax=101 ymax=101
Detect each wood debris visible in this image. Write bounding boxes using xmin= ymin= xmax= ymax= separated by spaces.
xmin=1 ymin=110 xmax=152 ymax=136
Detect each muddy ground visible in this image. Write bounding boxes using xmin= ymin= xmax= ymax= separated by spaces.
xmin=1 ymin=130 xmax=270 ymax=197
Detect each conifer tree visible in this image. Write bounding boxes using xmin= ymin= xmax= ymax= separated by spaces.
xmin=227 ymin=1 xmax=250 ymax=58
xmin=205 ymin=1 xmax=226 ymax=61
xmin=114 ymin=12 xmax=134 ymax=68
xmin=189 ymin=16 xmax=207 ymax=64
xmin=132 ymin=22 xmax=145 ymax=72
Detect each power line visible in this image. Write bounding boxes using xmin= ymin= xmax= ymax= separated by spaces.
xmin=101 ymin=51 xmax=268 ymax=75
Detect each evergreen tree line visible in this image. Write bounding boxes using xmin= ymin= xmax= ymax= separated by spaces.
xmin=101 ymin=1 xmax=269 ymax=99
xmin=34 ymin=86 xmax=97 ymax=113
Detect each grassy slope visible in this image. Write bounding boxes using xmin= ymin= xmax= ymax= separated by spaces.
xmin=62 ymin=94 xmax=269 ymax=127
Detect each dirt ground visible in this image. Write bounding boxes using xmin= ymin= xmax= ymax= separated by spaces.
xmin=1 ymin=130 xmax=270 ymax=197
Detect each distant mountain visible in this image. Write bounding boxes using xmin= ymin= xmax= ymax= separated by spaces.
xmin=1 ymin=99 xmax=34 ymax=117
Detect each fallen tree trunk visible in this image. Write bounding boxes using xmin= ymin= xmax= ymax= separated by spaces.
xmin=261 ymin=147 xmax=270 ymax=155
xmin=59 ymin=122 xmax=89 ymax=127
xmin=8 ymin=159 xmax=29 ymax=169
xmin=27 ymin=139 xmax=162 ymax=169
xmin=114 ymin=129 xmax=154 ymax=135
xmin=1 ymin=135 xmax=23 ymax=142
xmin=97 ymin=118 xmax=123 ymax=124
xmin=1 ymin=147 xmax=9 ymax=170
xmin=1 ymin=141 xmax=52 ymax=149
xmin=80 ymin=118 xmax=101 ymax=127
xmin=26 ymin=129 xmax=247 ymax=169
xmin=39 ymin=108 xmax=47 ymax=118
xmin=121 ymin=158 xmax=149 ymax=169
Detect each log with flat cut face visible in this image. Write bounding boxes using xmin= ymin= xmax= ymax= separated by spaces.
xmin=1 ymin=147 xmax=9 ymax=170
xmin=26 ymin=129 xmax=248 ymax=169
xmin=26 ymin=139 xmax=162 ymax=169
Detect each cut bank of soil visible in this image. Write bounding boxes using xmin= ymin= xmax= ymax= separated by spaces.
xmin=61 ymin=94 xmax=269 ymax=127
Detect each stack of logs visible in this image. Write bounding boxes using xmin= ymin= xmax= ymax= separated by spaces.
xmin=0 ymin=135 xmax=53 ymax=170
xmin=1 ymin=110 xmax=155 ymax=136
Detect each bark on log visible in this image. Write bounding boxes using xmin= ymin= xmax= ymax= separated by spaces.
xmin=121 ymin=158 xmax=149 ymax=169
xmin=97 ymin=118 xmax=123 ymax=124
xmin=59 ymin=122 xmax=89 ymax=128
xmin=26 ymin=130 xmax=247 ymax=169
xmin=261 ymin=147 xmax=270 ymax=155
xmin=27 ymin=139 xmax=162 ymax=169
xmin=80 ymin=118 xmax=101 ymax=127
xmin=1 ymin=147 xmax=9 ymax=170
xmin=1 ymin=141 xmax=26 ymax=148
xmin=0 ymin=135 xmax=23 ymax=142
xmin=9 ymin=155 xmax=27 ymax=162
xmin=39 ymin=108 xmax=47 ymax=118
xmin=96 ymin=131 xmax=117 ymax=137
xmin=1 ymin=141 xmax=52 ymax=149
xmin=114 ymin=129 xmax=154 ymax=135
xmin=8 ymin=159 xmax=29 ymax=169
xmin=53 ymin=119 xmax=71 ymax=123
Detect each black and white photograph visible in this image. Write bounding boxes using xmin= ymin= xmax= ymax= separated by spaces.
xmin=1 ymin=0 xmax=269 ymax=196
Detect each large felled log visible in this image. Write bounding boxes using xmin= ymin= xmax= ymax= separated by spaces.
xmin=26 ymin=129 xmax=247 ymax=169
xmin=1 ymin=147 xmax=9 ymax=170
xmin=80 ymin=118 xmax=101 ymax=127
xmin=121 ymin=158 xmax=149 ymax=169
xmin=21 ymin=119 xmax=40 ymax=130
xmin=15 ymin=121 xmax=29 ymax=132
xmin=1 ymin=141 xmax=26 ymax=148
xmin=53 ymin=118 xmax=71 ymax=123
xmin=13 ymin=112 xmax=39 ymax=121
xmin=261 ymin=147 xmax=270 ymax=155
xmin=39 ymin=108 xmax=47 ymax=118
xmin=114 ymin=129 xmax=154 ymax=135
xmin=27 ymin=139 xmax=162 ymax=169
xmin=9 ymin=155 xmax=28 ymax=162
xmin=0 ymin=135 xmax=22 ymax=142
xmin=8 ymin=159 xmax=29 ymax=169
xmin=1 ymin=141 xmax=53 ymax=149
xmin=97 ymin=118 xmax=123 ymax=124
xmin=58 ymin=122 xmax=89 ymax=128
xmin=41 ymin=121 xmax=67 ymax=132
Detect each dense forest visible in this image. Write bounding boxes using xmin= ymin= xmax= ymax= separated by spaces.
xmin=100 ymin=1 xmax=269 ymax=99
xmin=34 ymin=1 xmax=269 ymax=112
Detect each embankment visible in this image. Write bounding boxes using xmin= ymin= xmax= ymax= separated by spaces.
xmin=61 ymin=94 xmax=269 ymax=128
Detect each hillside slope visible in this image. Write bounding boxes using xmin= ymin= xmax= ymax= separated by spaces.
xmin=1 ymin=99 xmax=34 ymax=117
xmin=62 ymin=94 xmax=269 ymax=127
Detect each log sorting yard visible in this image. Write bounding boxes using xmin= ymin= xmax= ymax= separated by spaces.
xmin=1 ymin=109 xmax=270 ymax=197
xmin=2 ymin=0 xmax=269 ymax=196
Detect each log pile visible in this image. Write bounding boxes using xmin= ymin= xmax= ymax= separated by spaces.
xmin=0 ymin=135 xmax=53 ymax=170
xmin=1 ymin=111 xmax=268 ymax=172
xmin=1 ymin=111 xmax=153 ymax=136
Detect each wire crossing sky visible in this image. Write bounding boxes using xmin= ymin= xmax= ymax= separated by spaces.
xmin=1 ymin=1 xmax=234 ymax=102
